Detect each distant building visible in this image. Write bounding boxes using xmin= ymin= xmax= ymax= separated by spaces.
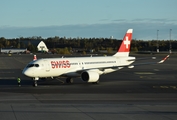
xmin=1 ymin=48 xmax=27 ymax=54
xmin=37 ymin=41 xmax=48 ymax=52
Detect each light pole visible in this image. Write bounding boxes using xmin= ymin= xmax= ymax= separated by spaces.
xmin=157 ymin=30 xmax=159 ymax=53
xmin=169 ymin=29 xmax=172 ymax=53
xmin=18 ymin=35 xmax=21 ymax=49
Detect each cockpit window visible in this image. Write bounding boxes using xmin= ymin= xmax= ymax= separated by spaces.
xmin=27 ymin=64 xmax=34 ymax=67
xmin=27 ymin=64 xmax=39 ymax=68
xmin=35 ymin=64 xmax=39 ymax=67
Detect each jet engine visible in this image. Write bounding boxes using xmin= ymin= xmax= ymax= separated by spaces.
xmin=81 ymin=71 xmax=99 ymax=82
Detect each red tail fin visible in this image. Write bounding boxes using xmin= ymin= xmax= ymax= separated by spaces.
xmin=113 ymin=29 xmax=133 ymax=57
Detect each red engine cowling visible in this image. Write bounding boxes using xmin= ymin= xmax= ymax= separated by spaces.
xmin=81 ymin=71 xmax=99 ymax=82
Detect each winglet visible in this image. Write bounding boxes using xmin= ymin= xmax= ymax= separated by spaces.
xmin=158 ymin=55 xmax=170 ymax=63
xmin=33 ymin=55 xmax=37 ymax=61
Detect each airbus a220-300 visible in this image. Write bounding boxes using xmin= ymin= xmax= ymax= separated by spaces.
xmin=22 ymin=29 xmax=169 ymax=86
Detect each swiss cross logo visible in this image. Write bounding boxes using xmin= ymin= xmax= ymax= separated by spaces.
xmin=124 ymin=36 xmax=130 ymax=49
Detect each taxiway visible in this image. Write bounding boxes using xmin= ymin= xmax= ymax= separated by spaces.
xmin=0 ymin=53 xmax=176 ymax=120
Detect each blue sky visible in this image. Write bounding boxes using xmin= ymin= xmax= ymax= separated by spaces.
xmin=0 ymin=0 xmax=177 ymax=40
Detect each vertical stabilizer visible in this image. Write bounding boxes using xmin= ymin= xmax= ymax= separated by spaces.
xmin=113 ymin=29 xmax=133 ymax=57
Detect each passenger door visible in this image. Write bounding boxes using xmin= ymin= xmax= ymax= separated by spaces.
xmin=44 ymin=60 xmax=50 ymax=72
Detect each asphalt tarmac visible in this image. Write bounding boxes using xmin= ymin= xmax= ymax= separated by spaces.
xmin=0 ymin=53 xmax=177 ymax=120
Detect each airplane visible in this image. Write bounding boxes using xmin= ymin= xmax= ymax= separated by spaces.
xmin=22 ymin=29 xmax=169 ymax=87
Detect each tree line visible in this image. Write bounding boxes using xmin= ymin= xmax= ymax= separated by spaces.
xmin=0 ymin=36 xmax=176 ymax=54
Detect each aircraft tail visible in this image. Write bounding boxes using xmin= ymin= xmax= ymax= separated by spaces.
xmin=113 ymin=29 xmax=133 ymax=57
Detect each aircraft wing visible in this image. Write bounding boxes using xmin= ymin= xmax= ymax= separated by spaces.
xmin=75 ymin=55 xmax=170 ymax=73
xmin=126 ymin=55 xmax=170 ymax=68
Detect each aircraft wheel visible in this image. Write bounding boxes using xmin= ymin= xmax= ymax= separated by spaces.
xmin=33 ymin=80 xmax=38 ymax=87
xmin=92 ymin=80 xmax=99 ymax=84
xmin=66 ymin=77 xmax=73 ymax=84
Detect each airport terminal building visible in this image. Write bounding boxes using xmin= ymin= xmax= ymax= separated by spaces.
xmin=1 ymin=48 xmax=27 ymax=54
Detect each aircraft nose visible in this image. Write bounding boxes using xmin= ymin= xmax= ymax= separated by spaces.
xmin=22 ymin=69 xmax=33 ymax=77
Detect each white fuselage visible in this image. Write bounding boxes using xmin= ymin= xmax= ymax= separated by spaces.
xmin=22 ymin=56 xmax=135 ymax=79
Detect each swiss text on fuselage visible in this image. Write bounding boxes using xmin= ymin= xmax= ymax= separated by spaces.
xmin=51 ymin=60 xmax=70 ymax=69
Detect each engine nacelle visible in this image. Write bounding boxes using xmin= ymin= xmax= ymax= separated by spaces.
xmin=81 ymin=71 xmax=99 ymax=82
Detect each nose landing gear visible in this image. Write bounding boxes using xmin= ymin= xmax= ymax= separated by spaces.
xmin=33 ymin=77 xmax=39 ymax=87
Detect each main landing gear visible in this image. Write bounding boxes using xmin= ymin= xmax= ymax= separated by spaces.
xmin=92 ymin=80 xmax=99 ymax=84
xmin=66 ymin=77 xmax=73 ymax=84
